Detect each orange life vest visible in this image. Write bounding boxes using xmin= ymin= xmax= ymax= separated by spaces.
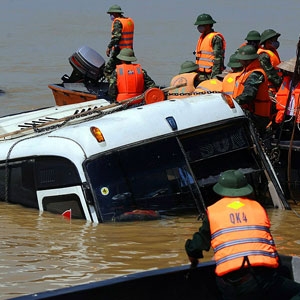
xmin=275 ymin=76 xmax=300 ymax=123
xmin=222 ymin=71 xmax=243 ymax=96
xmin=233 ymin=59 xmax=271 ymax=118
xmin=195 ymin=32 xmax=226 ymax=73
xmin=193 ymin=78 xmax=222 ymax=94
xmin=239 ymin=42 xmax=247 ymax=48
xmin=258 ymin=48 xmax=281 ymax=93
xmin=167 ymin=73 xmax=198 ymax=99
xmin=207 ymin=197 xmax=279 ymax=276
xmin=112 ymin=17 xmax=134 ymax=49
xmin=116 ymin=64 xmax=144 ymax=104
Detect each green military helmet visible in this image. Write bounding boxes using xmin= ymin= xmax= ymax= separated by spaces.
xmin=245 ymin=30 xmax=261 ymax=41
xmin=179 ymin=61 xmax=199 ymax=74
xmin=194 ymin=13 xmax=216 ymax=26
xmin=235 ymin=45 xmax=258 ymax=60
xmin=116 ymin=48 xmax=137 ymax=62
xmin=260 ymin=29 xmax=281 ymax=45
xmin=107 ymin=4 xmax=123 ymax=14
xmin=227 ymin=53 xmax=243 ymax=68
xmin=213 ymin=169 xmax=253 ymax=197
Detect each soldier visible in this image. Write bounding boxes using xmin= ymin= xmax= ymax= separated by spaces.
xmin=258 ymin=29 xmax=283 ymax=96
xmin=185 ymin=169 xmax=300 ymax=300
xmin=108 ymin=48 xmax=156 ymax=104
xmin=193 ymin=13 xmax=226 ymax=83
xmin=240 ymin=30 xmax=261 ymax=52
xmin=233 ymin=45 xmax=271 ymax=137
xmin=104 ymin=5 xmax=135 ymax=79
xmin=221 ymin=53 xmax=244 ymax=97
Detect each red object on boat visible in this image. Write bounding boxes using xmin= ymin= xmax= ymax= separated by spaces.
xmin=62 ymin=209 xmax=72 ymax=219
xmin=144 ymin=88 xmax=165 ymax=104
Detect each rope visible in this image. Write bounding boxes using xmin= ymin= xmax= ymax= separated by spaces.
xmin=33 ymin=102 xmax=127 ymax=134
xmin=167 ymin=90 xmax=222 ymax=97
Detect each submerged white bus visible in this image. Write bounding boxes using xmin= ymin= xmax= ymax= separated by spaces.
xmin=0 ymin=93 xmax=289 ymax=223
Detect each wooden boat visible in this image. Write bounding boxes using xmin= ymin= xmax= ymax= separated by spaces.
xmin=48 ymin=46 xmax=110 ymax=106
xmin=10 ymin=255 xmax=300 ymax=299
xmin=48 ymin=46 xmax=166 ymax=107
xmin=48 ymin=83 xmax=100 ymax=106
xmin=0 ymin=91 xmax=291 ymax=223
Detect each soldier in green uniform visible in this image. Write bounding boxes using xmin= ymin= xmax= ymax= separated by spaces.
xmin=258 ymin=29 xmax=283 ymax=96
xmin=233 ymin=45 xmax=271 ymax=137
xmin=244 ymin=30 xmax=261 ymax=51
xmin=104 ymin=5 xmax=135 ymax=79
xmin=185 ymin=169 xmax=300 ymax=300
xmin=108 ymin=48 xmax=156 ymax=102
xmin=193 ymin=13 xmax=226 ymax=83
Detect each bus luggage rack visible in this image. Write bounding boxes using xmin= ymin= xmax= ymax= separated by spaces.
xmin=18 ymin=117 xmax=58 ymax=129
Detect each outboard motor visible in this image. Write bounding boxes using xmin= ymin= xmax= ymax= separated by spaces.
xmin=62 ymin=46 xmax=106 ymax=83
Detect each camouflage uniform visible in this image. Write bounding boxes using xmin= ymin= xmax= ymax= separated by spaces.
xmin=108 ymin=67 xmax=156 ymax=102
xmin=104 ymin=19 xmax=124 ymax=77
xmin=211 ymin=34 xmax=225 ymax=79
xmin=258 ymin=52 xmax=283 ymax=94
xmin=235 ymin=71 xmax=270 ymax=136
xmin=198 ymin=33 xmax=225 ymax=82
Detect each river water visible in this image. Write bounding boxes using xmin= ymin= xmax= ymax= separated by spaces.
xmin=1 ymin=0 xmax=300 ymax=298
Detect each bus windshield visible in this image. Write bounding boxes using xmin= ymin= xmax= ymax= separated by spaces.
xmin=85 ymin=121 xmax=259 ymax=222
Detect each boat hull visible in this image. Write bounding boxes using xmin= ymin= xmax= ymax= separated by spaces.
xmin=10 ymin=255 xmax=300 ymax=300
xmin=48 ymin=84 xmax=98 ymax=106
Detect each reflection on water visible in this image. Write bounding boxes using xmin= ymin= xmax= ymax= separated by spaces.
xmin=1 ymin=202 xmax=300 ymax=299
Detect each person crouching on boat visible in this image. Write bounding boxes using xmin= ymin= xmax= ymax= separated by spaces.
xmin=108 ymin=48 xmax=156 ymax=105
xmin=167 ymin=61 xmax=201 ymax=99
xmin=185 ymin=169 xmax=300 ymax=300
